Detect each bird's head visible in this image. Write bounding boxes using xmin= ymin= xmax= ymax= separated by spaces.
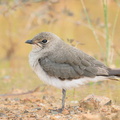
xmin=25 ymin=32 xmax=63 ymax=51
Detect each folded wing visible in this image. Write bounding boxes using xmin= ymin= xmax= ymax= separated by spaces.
xmin=38 ymin=45 xmax=109 ymax=80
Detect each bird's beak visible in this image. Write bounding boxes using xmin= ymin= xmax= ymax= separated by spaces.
xmin=25 ymin=40 xmax=33 ymax=44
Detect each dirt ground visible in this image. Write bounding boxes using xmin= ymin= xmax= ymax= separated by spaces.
xmin=0 ymin=87 xmax=120 ymax=120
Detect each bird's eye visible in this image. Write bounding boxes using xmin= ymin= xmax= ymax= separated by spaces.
xmin=42 ymin=39 xmax=47 ymax=43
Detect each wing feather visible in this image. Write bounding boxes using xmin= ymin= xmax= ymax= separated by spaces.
xmin=38 ymin=45 xmax=109 ymax=80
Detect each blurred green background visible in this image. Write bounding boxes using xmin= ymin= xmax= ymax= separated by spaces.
xmin=0 ymin=0 xmax=120 ymax=103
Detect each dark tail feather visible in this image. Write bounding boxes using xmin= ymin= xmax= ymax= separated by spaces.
xmin=108 ymin=68 xmax=120 ymax=76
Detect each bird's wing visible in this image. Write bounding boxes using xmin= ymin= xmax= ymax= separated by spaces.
xmin=38 ymin=45 xmax=108 ymax=80
xmin=39 ymin=58 xmax=82 ymax=80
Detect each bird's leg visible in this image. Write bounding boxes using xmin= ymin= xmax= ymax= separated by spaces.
xmin=56 ymin=89 xmax=66 ymax=113
xmin=61 ymin=89 xmax=66 ymax=110
xmin=50 ymin=89 xmax=66 ymax=113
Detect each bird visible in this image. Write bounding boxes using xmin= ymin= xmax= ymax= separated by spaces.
xmin=25 ymin=32 xmax=120 ymax=112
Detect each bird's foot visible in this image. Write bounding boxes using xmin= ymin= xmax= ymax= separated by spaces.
xmin=56 ymin=108 xmax=63 ymax=113
xmin=49 ymin=108 xmax=64 ymax=114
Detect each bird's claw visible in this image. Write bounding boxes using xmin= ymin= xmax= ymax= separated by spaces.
xmin=49 ymin=108 xmax=64 ymax=114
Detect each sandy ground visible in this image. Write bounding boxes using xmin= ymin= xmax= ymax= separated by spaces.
xmin=0 ymin=88 xmax=120 ymax=120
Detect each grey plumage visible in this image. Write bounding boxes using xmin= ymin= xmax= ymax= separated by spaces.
xmin=26 ymin=32 xmax=120 ymax=81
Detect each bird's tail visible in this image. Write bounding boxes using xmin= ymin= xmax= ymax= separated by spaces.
xmin=108 ymin=68 xmax=120 ymax=81
xmin=108 ymin=68 xmax=120 ymax=76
